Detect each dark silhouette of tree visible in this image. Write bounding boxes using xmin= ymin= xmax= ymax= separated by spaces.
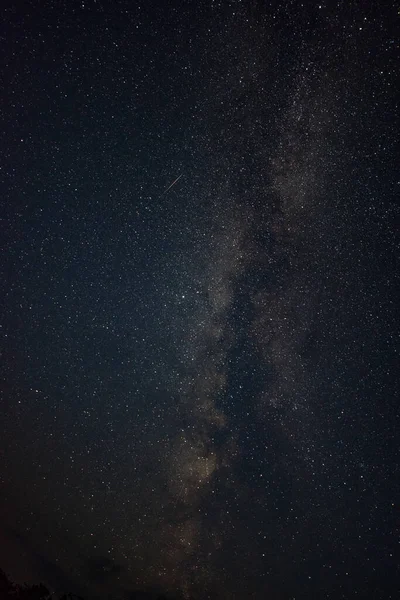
xmin=0 ymin=566 xmax=182 ymax=600
xmin=17 ymin=583 xmax=52 ymax=600
xmin=0 ymin=568 xmax=16 ymax=597
xmin=0 ymin=569 xmax=51 ymax=599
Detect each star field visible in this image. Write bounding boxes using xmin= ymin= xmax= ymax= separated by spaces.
xmin=1 ymin=1 xmax=399 ymax=599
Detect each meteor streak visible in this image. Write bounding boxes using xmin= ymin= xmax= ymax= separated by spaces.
xmin=161 ymin=173 xmax=183 ymax=197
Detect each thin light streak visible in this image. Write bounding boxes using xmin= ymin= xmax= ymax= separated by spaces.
xmin=161 ymin=173 xmax=183 ymax=197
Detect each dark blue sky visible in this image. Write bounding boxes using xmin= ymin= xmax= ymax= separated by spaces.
xmin=1 ymin=1 xmax=399 ymax=599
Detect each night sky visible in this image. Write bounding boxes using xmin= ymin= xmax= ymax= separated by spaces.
xmin=1 ymin=1 xmax=399 ymax=599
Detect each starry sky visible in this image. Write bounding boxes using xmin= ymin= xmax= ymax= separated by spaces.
xmin=1 ymin=1 xmax=399 ymax=599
